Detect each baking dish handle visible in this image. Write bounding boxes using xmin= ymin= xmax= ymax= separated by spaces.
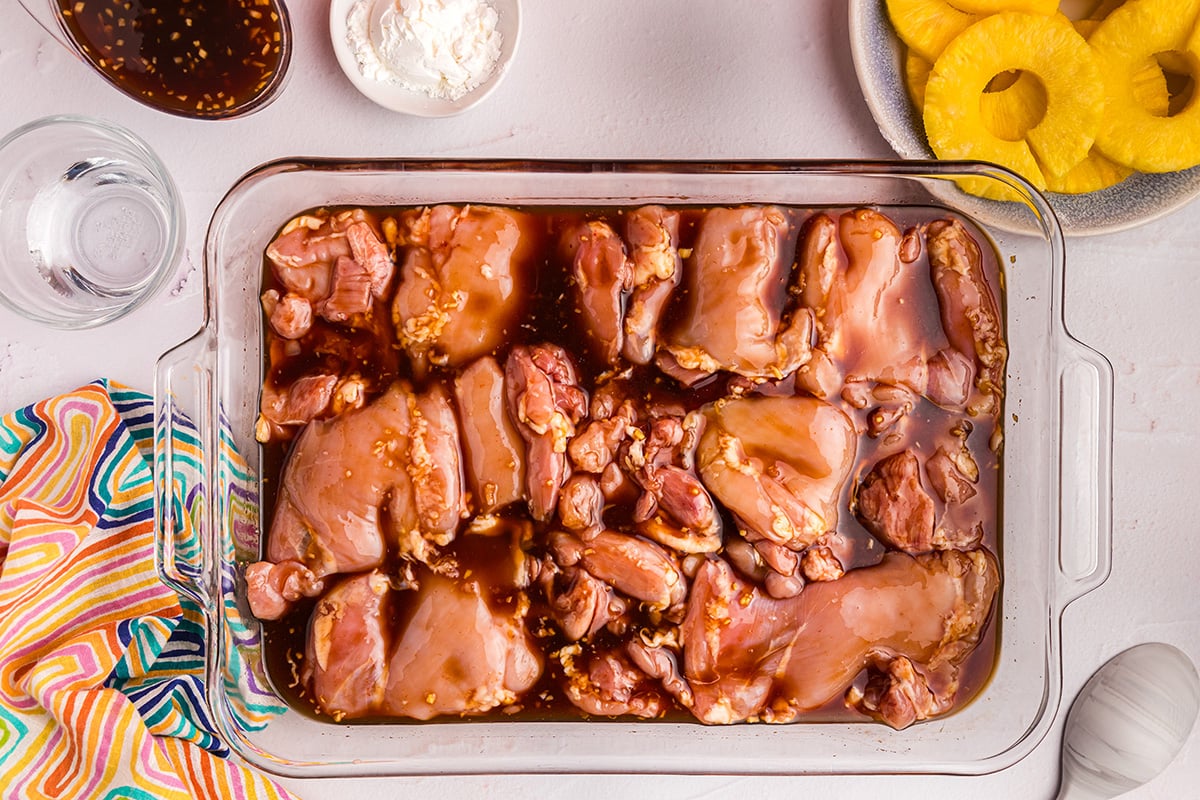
xmin=1056 ymin=338 xmax=1114 ymax=607
xmin=153 ymin=330 xmax=214 ymax=608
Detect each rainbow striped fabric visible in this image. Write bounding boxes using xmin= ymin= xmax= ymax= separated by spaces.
xmin=0 ymin=381 xmax=295 ymax=799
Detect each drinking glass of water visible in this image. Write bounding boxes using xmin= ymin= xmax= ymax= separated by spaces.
xmin=0 ymin=115 xmax=183 ymax=328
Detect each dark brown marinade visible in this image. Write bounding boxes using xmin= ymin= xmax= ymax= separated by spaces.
xmin=257 ymin=204 xmax=1004 ymax=724
xmin=55 ymin=0 xmax=286 ymax=118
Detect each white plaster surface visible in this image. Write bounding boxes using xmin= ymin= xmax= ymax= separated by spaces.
xmin=1 ymin=2 xmax=1197 ymax=798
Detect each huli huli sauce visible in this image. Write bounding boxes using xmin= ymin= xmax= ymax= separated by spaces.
xmin=55 ymin=0 xmax=289 ymax=119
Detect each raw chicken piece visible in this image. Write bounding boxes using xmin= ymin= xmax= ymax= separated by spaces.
xmin=505 ymin=344 xmax=589 ymax=521
xmin=927 ymin=444 xmax=978 ymax=505
xmin=557 ymin=644 xmax=669 ymax=718
xmin=636 ymin=514 xmax=722 ymax=555
xmin=255 ymin=373 xmax=337 ymax=443
xmin=697 ymin=394 xmax=855 ymax=552
xmin=679 ymin=549 xmax=999 ymax=724
xmin=775 ymin=547 xmax=998 ymax=721
xmin=248 ymin=381 xmax=467 ymax=620
xmin=856 ymin=437 xmax=986 ymax=555
xmin=242 ymin=560 xmax=324 ymax=622
xmin=561 ymin=220 xmax=634 ymax=365
xmin=261 ymin=289 xmax=313 ymax=340
xmin=927 ymin=218 xmax=1007 ymax=420
xmin=345 ymin=219 xmax=396 ymax=297
xmin=924 ymin=424 xmax=988 ymax=551
xmin=568 ymin=401 xmax=637 ymax=474
xmin=387 ymin=382 xmax=468 ymax=558
xmin=660 ymin=206 xmax=812 ymax=383
xmin=550 ymin=530 xmax=686 ymax=612
xmin=621 ymin=411 xmax=723 ymax=543
xmin=392 ymin=205 xmax=538 ymax=373
xmin=303 ymin=571 xmax=391 ymax=721
xmin=622 ymin=206 xmax=683 ymax=365
xmin=557 ymin=473 xmax=605 ymax=537
xmin=316 ymin=255 xmax=372 ymax=323
xmin=265 ymin=215 xmax=349 ymax=302
xmin=381 ymin=573 xmax=542 ymax=720
xmin=454 ymin=356 xmax=527 ymax=513
xmin=854 ymin=449 xmax=936 ymax=554
xmin=540 ymin=559 xmax=627 ymax=642
xmin=847 ymin=654 xmax=955 ymax=729
xmin=800 ymin=544 xmax=844 ymax=582
xmin=248 ymin=384 xmax=410 ymax=619
xmin=265 ymin=210 xmax=393 ymax=305
xmin=258 ymin=290 xmax=402 ymax=444
xmin=796 ymin=211 xmax=1006 ymax=426
xmin=796 ymin=210 xmax=944 ymax=403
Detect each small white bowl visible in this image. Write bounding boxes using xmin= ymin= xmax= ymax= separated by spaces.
xmin=330 ymin=0 xmax=520 ymax=117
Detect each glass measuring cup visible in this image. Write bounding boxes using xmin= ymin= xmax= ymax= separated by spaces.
xmin=16 ymin=0 xmax=293 ymax=120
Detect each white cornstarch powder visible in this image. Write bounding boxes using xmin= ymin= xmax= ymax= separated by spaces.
xmin=346 ymin=0 xmax=502 ymax=101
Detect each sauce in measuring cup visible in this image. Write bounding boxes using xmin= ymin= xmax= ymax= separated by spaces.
xmin=52 ymin=0 xmax=291 ymax=119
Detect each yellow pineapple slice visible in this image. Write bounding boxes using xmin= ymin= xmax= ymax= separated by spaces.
xmin=1044 ymin=148 xmax=1134 ymax=193
xmin=950 ymin=0 xmax=1057 ymax=14
xmin=906 ymin=49 xmax=933 ymax=110
xmin=885 ymin=0 xmax=980 ymax=63
xmin=924 ymin=12 xmax=1103 ymax=187
xmin=1076 ymin=12 xmax=1172 ymax=116
xmin=1090 ymin=0 xmax=1200 ymax=171
xmin=979 ymin=70 xmax=1047 ymax=141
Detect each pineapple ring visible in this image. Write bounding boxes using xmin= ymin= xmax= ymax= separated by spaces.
xmin=924 ymin=12 xmax=1104 ymax=186
xmin=885 ymin=0 xmax=979 ymax=63
xmin=1090 ymin=0 xmax=1200 ymax=172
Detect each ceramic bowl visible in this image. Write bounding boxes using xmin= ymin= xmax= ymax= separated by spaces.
xmin=329 ymin=0 xmax=520 ymax=117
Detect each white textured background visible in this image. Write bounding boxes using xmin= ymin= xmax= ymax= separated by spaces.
xmin=1 ymin=2 xmax=1197 ymax=798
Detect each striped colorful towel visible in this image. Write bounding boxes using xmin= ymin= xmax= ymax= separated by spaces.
xmin=0 ymin=380 xmax=295 ymax=799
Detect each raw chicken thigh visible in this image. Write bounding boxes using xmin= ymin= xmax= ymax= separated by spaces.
xmin=796 ymin=210 xmax=1006 ymax=434
xmin=454 ymin=356 xmax=528 ymax=513
xmin=245 ymin=380 xmax=467 ymax=620
xmin=561 ymin=220 xmax=634 ymax=366
xmin=392 ymin=205 xmax=539 ymax=374
xmin=660 ymin=206 xmax=812 ymax=383
xmin=303 ymin=571 xmax=391 ymax=720
xmin=382 ymin=572 xmax=542 ymax=720
xmin=622 ymin=206 xmax=683 ymax=365
xmin=678 ymin=548 xmax=998 ymax=727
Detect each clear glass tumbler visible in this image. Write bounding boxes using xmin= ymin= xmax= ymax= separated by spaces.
xmin=0 ymin=115 xmax=184 ymax=329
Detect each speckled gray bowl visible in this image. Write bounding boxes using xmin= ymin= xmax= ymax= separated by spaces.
xmin=848 ymin=0 xmax=1200 ymax=236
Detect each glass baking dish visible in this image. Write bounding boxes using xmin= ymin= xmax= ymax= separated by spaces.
xmin=153 ymin=159 xmax=1112 ymax=778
